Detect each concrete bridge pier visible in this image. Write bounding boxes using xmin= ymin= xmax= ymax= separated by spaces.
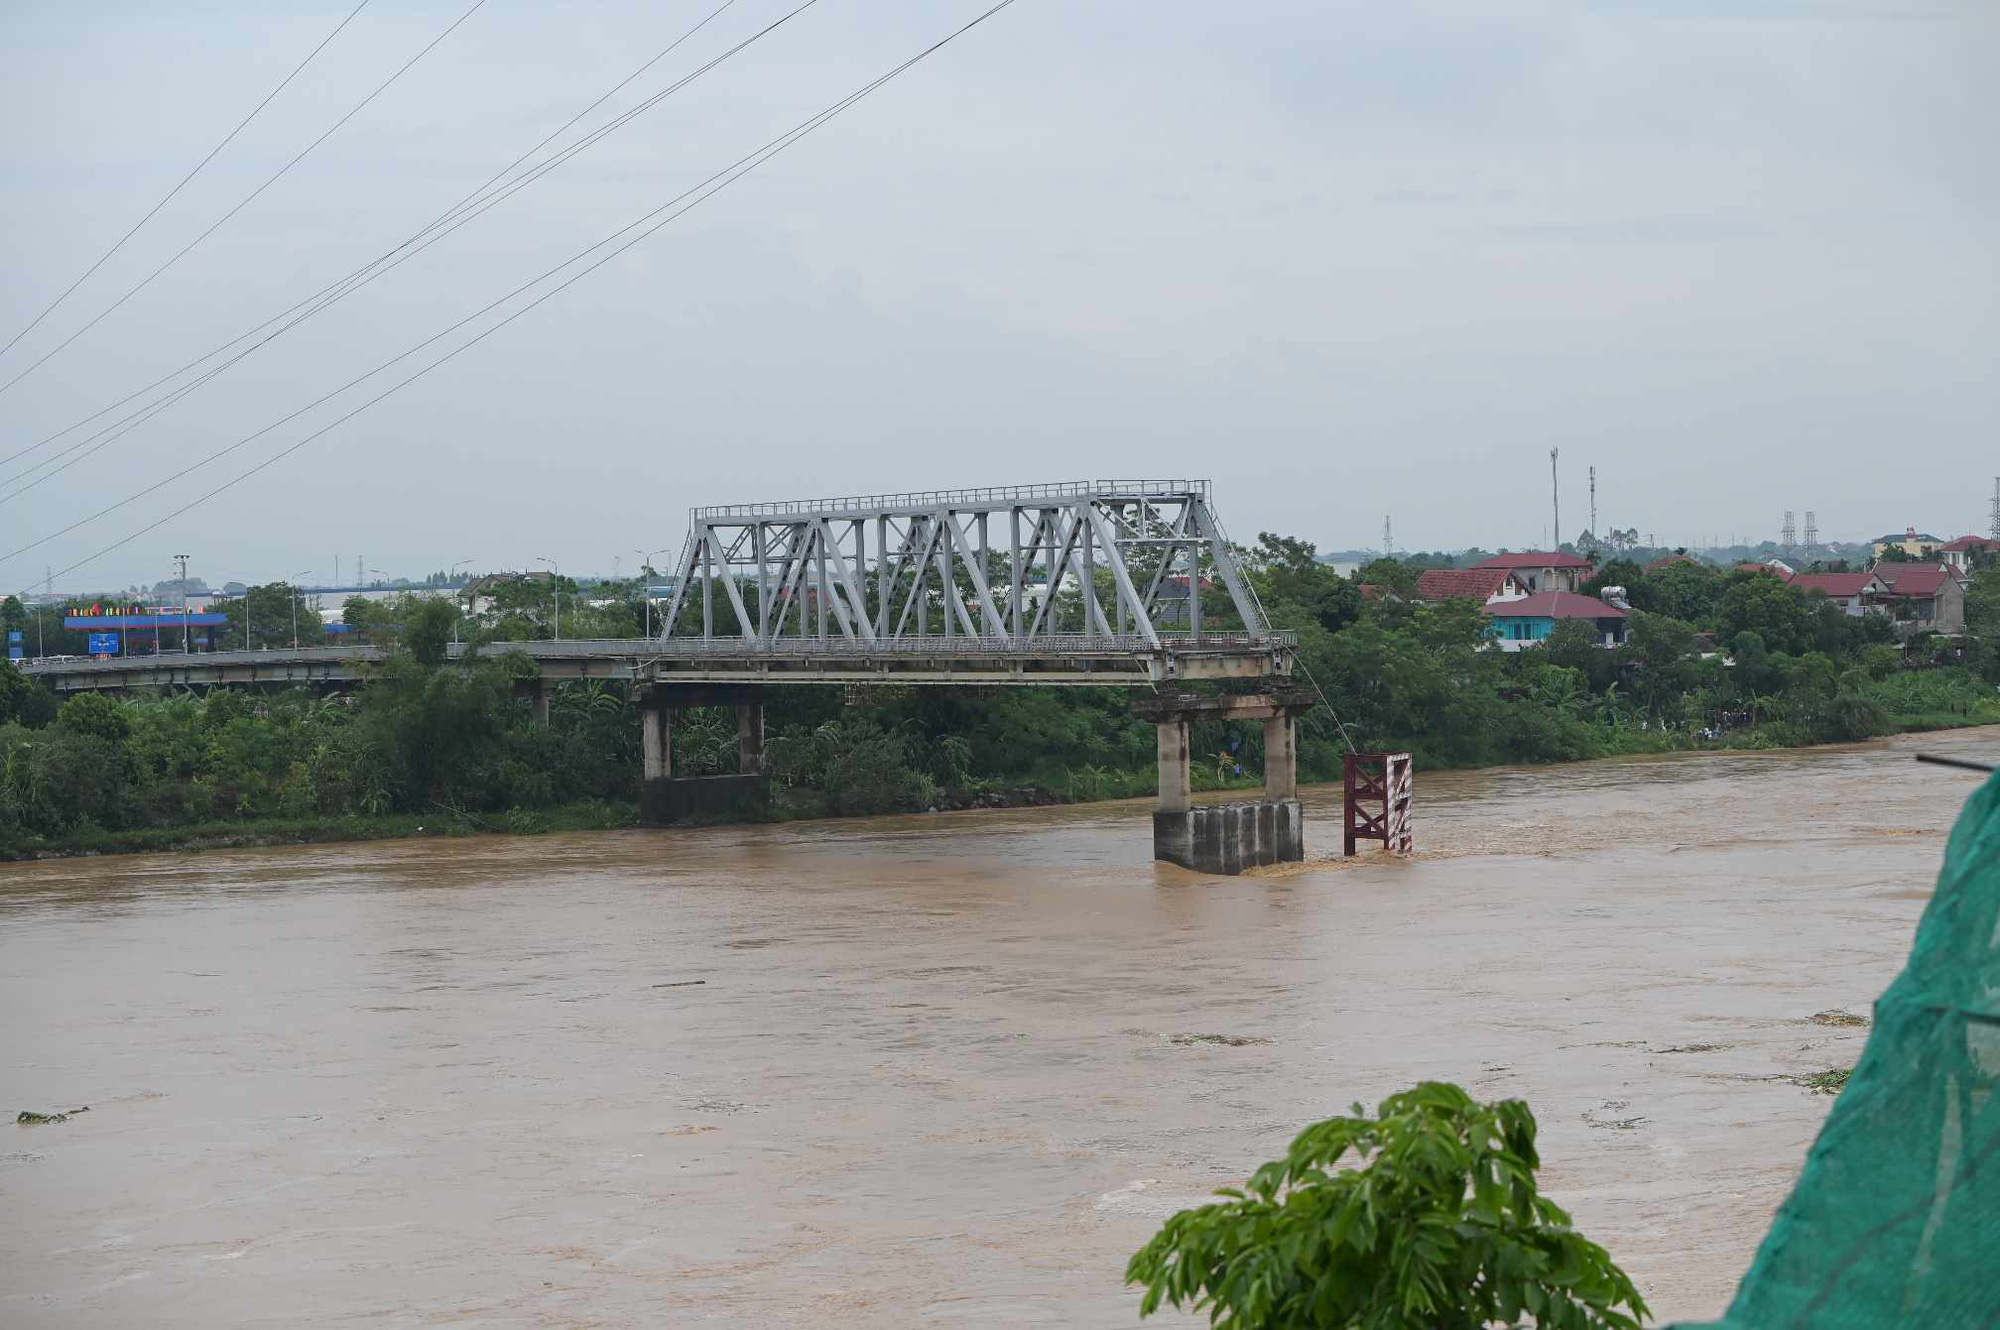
xmin=513 ymin=678 xmax=554 ymax=725
xmin=635 ymin=683 xmax=770 ymax=824
xmin=736 ymin=698 xmax=764 ymax=775
xmin=642 ymin=704 xmax=669 ymax=780
xmin=1136 ymin=689 xmax=1315 ymax=874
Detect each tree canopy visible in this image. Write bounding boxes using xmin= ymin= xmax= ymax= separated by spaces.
xmin=1127 ymin=1082 xmax=1648 ymax=1330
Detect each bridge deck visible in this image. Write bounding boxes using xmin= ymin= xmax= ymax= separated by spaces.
xmin=19 ymin=633 xmax=1295 ymax=691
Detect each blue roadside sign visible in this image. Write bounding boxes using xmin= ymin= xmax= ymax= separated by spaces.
xmin=88 ymin=632 xmax=122 ymax=656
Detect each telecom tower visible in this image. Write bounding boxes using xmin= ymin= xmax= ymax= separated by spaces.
xmin=1588 ymin=466 xmax=1597 ymax=540
xmin=1382 ymin=516 xmax=1393 ymax=559
xmin=1991 ymin=477 xmax=1999 ymax=540
xmin=1780 ymin=511 xmax=1797 ymax=552
xmin=1804 ymin=511 xmax=1818 ymax=554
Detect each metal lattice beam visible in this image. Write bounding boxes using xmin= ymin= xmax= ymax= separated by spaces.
xmin=657 ymin=481 xmax=1267 ymax=649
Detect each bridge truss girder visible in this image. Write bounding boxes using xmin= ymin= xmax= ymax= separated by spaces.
xmin=657 ymin=481 xmax=1268 ymax=649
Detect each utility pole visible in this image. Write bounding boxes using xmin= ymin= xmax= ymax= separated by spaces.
xmin=1588 ymin=465 xmax=1597 ymax=541
xmin=1804 ymin=511 xmax=1818 ymax=555
xmin=1781 ymin=511 xmax=1797 ymax=553
xmin=174 ymin=554 xmax=190 ymax=653
xmin=1549 ymin=447 xmax=1560 ymax=548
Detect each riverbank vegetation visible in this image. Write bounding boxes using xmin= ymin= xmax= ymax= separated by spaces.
xmin=4 ymin=543 xmax=1998 ymax=859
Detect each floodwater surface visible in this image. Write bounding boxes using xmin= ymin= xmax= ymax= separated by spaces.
xmin=4 ymin=728 xmax=1993 ymax=1326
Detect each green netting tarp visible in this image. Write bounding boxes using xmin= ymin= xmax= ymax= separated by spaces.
xmin=1674 ymin=773 xmax=2000 ymax=1329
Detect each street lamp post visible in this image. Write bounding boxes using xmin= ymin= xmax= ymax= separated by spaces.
xmin=290 ymin=569 xmax=313 ymax=648
xmin=450 ymin=557 xmax=476 ymax=644
xmin=535 ymin=557 xmax=560 ymax=642
xmin=634 ymin=547 xmax=668 ymax=639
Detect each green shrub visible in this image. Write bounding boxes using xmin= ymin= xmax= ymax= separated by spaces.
xmin=503 ymin=808 xmax=548 ymax=836
xmin=1127 ymin=1082 xmax=1647 ymax=1330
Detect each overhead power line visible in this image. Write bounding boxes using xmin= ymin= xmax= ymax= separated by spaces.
xmin=0 ymin=0 xmax=789 ymax=488
xmin=0 ymin=0 xmax=488 ymax=401
xmin=0 ymin=1 xmax=372 ymax=363
xmin=21 ymin=0 xmax=1027 ymax=586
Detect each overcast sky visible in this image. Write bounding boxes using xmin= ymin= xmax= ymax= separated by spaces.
xmin=2 ymin=0 xmax=1994 ymax=591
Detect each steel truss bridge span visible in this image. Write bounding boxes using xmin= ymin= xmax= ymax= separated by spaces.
xmin=662 ymin=480 xmax=1273 ymax=654
xmin=22 ymin=482 xmax=1295 ymax=692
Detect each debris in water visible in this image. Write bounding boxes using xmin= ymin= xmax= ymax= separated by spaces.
xmin=1582 ymin=1100 xmax=1647 ymax=1130
xmin=652 ymin=980 xmax=707 ymax=989
xmin=1809 ymin=1010 xmax=1868 ymax=1028
xmin=1657 ymin=1043 xmax=1728 ymax=1054
xmin=1790 ymin=1067 xmax=1852 ymax=1095
xmin=1168 ymin=1033 xmax=1273 ymax=1047
xmin=17 ymin=1107 xmax=89 ymax=1125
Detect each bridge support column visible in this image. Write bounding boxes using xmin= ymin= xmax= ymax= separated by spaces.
xmin=1263 ymin=712 xmax=1297 ymax=800
xmin=736 ymin=697 xmax=764 ymax=775
xmin=1156 ymin=718 xmax=1191 ymax=814
xmin=1135 ymin=689 xmax=1314 ymax=875
xmin=642 ymin=705 xmax=669 ymax=781
xmin=531 ymin=682 xmax=551 ymax=727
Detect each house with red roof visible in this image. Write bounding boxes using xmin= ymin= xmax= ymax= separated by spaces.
xmin=1469 ymin=551 xmax=1594 ymax=595
xmin=1482 ymin=590 xmax=1628 ymax=652
xmin=1412 ymin=566 xmax=1530 ymax=605
xmin=1790 ymin=571 xmax=1882 ymax=617
xmin=1733 ymin=560 xmax=1795 ymax=581
xmin=1866 ymin=564 xmax=1969 ymax=636
xmin=1937 ymin=536 xmax=2000 ymax=574
xmin=1644 ymin=554 xmax=1699 ymax=573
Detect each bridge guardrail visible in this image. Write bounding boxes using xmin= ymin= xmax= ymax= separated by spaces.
xmin=563 ymin=632 xmax=1295 ymax=657
xmin=18 ymin=631 xmax=1296 ymax=675
xmin=692 ymin=478 xmax=1212 ymax=520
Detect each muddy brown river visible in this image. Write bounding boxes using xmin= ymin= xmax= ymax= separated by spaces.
xmin=4 ymin=728 xmax=1993 ymax=1326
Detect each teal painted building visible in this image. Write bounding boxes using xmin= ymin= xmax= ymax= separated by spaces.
xmin=1481 ymin=591 xmax=1627 ymax=652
